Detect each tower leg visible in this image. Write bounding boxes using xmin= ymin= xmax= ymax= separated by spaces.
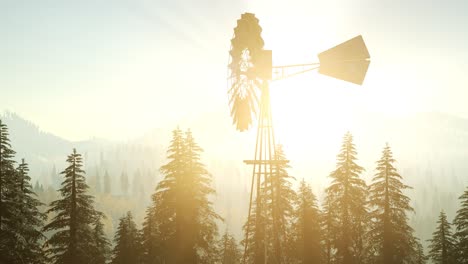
xmin=243 ymin=83 xmax=284 ymax=264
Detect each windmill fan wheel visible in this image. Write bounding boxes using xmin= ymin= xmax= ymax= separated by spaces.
xmin=228 ymin=13 xmax=265 ymax=132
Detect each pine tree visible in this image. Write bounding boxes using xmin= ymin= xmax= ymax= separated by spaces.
xmin=145 ymin=128 xmax=184 ymax=263
xmin=11 ymin=159 xmax=47 ymax=263
xmin=133 ymin=169 xmax=142 ymax=196
xmin=144 ymin=128 xmax=221 ymax=263
xmin=95 ymin=169 xmax=101 ymax=193
xmin=324 ymin=132 xmax=367 ymax=264
xmin=290 ymin=178 xmax=322 ymax=263
xmin=103 ymin=170 xmax=111 ymax=194
xmin=183 ymin=128 xmax=221 ymax=263
xmin=267 ymin=144 xmax=296 ymax=263
xmin=428 ymin=211 xmax=456 ymax=264
xmin=241 ymin=200 xmax=265 ymax=263
xmin=111 ymin=211 xmax=143 ymax=264
xmin=141 ymin=206 xmax=160 ymax=264
xmin=34 ymin=180 xmax=41 ymax=193
xmin=43 ymin=148 xmax=108 ymax=264
xmin=322 ymin=197 xmax=337 ymax=264
xmin=90 ymin=219 xmax=111 ymax=264
xmin=367 ymin=144 xmax=417 ymax=263
xmin=0 ymin=120 xmax=46 ymax=263
xmin=51 ymin=164 xmax=60 ymax=189
xmin=120 ymin=171 xmax=128 ymax=196
xmin=0 ymin=119 xmax=16 ymax=233
xmin=218 ymin=231 xmax=242 ymax=264
xmin=240 ymin=145 xmax=296 ymax=263
xmin=0 ymin=119 xmax=17 ymax=263
xmin=413 ymin=238 xmax=428 ymax=264
xmin=453 ymin=187 xmax=468 ymax=263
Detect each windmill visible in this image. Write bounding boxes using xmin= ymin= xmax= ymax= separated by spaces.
xmin=227 ymin=13 xmax=370 ymax=264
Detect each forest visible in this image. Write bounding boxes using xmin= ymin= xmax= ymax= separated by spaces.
xmin=1 ymin=117 xmax=468 ymax=264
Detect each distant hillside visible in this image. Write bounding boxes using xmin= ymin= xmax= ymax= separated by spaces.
xmin=2 ymin=111 xmax=105 ymax=182
xmin=1 ymin=111 xmax=163 ymax=193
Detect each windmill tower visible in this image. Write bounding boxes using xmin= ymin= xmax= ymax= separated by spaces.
xmin=227 ymin=13 xmax=371 ymax=264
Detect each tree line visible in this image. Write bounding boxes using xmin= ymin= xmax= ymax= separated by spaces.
xmin=1 ymin=119 xmax=468 ymax=263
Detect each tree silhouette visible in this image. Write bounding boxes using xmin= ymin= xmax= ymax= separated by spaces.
xmin=324 ymin=132 xmax=367 ymax=264
xmin=0 ymin=119 xmax=18 ymax=263
xmin=133 ymin=169 xmax=142 ymax=196
xmin=218 ymin=230 xmax=241 ymax=264
xmin=120 ymin=171 xmax=129 ymax=196
xmin=241 ymin=144 xmax=296 ymax=263
xmin=43 ymin=149 xmax=108 ymax=264
xmin=290 ymin=178 xmax=323 ymax=263
xmin=103 ymin=170 xmax=111 ymax=194
xmin=241 ymin=201 xmax=262 ymax=263
xmin=322 ymin=197 xmax=337 ymax=264
xmin=367 ymin=144 xmax=418 ymax=263
xmin=90 ymin=219 xmax=111 ymax=264
xmin=413 ymin=238 xmax=428 ymax=264
xmin=141 ymin=206 xmax=160 ymax=264
xmin=143 ymin=128 xmax=221 ymax=263
xmin=111 ymin=211 xmax=143 ymax=264
xmin=13 ymin=159 xmax=47 ymax=263
xmin=453 ymin=187 xmax=468 ymax=263
xmin=263 ymin=144 xmax=296 ymax=262
xmin=143 ymin=128 xmax=185 ymax=263
xmin=0 ymin=119 xmax=16 ymax=232
xmin=1 ymin=120 xmax=47 ymax=263
xmin=51 ymin=164 xmax=60 ymax=189
xmin=428 ymin=211 xmax=456 ymax=264
xmin=95 ymin=169 xmax=101 ymax=193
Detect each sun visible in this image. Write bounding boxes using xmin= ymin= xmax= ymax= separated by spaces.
xmin=250 ymin=6 xmax=363 ymax=150
xmin=269 ymin=71 xmax=355 ymax=149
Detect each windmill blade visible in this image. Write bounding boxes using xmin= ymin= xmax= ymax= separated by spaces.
xmin=228 ymin=13 xmax=265 ymax=131
xmin=318 ymin=35 xmax=371 ymax=85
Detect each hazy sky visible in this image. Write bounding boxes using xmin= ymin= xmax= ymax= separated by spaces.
xmin=1 ymin=0 xmax=467 ymax=141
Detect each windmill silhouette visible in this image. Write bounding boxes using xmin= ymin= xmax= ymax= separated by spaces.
xmin=227 ymin=13 xmax=371 ymax=264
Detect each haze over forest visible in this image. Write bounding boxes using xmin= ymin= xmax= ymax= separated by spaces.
xmin=2 ymin=110 xmax=467 ymax=247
